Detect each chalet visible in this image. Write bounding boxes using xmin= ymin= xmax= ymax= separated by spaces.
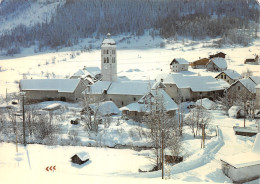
xmin=71 ymin=152 xmax=89 ymax=165
xmin=206 ymin=57 xmax=227 ymax=72
xmin=190 ymin=58 xmax=209 ymax=69
xmin=120 ymin=84 xmax=178 ymax=122
xmin=220 ymin=133 xmax=260 ymax=183
xmin=244 ymin=55 xmax=259 ymax=65
xmin=20 ymin=79 xmax=87 ymax=103
xmin=256 ymin=84 xmax=260 ymax=109
xmin=156 ymin=73 xmax=229 ymax=102
xmin=170 ymin=58 xmax=189 ymax=72
xmin=209 ymin=52 xmax=226 ymax=59
xmin=215 ymin=69 xmax=241 ymax=85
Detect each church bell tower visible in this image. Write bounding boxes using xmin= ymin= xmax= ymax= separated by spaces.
xmin=101 ymin=33 xmax=117 ymax=81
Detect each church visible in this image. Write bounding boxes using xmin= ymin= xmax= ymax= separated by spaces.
xmin=83 ymin=33 xmax=152 ymax=108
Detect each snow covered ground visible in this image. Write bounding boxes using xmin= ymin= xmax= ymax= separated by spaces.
xmin=0 ymin=108 xmax=259 ymax=183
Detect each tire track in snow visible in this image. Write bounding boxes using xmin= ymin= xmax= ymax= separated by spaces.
xmin=170 ymin=127 xmax=224 ymax=175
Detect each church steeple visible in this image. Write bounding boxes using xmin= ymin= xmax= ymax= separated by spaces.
xmin=101 ymin=33 xmax=117 ymax=81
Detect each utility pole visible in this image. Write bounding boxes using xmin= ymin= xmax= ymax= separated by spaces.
xmin=21 ymin=92 xmax=26 ymax=146
xmin=161 ymin=121 xmax=164 ymax=179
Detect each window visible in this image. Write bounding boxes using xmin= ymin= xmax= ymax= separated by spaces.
xmin=104 ymin=57 xmax=106 ymax=63
xmin=112 ymin=50 xmax=116 ymax=54
xmin=134 ymin=97 xmax=136 ymax=101
xmin=224 ymin=75 xmax=226 ymax=79
xmin=103 ymin=50 xmax=106 ymax=54
xmin=238 ymin=86 xmax=240 ymax=90
xmin=110 ymin=98 xmax=112 ymax=101
xmin=122 ymin=101 xmax=124 ymax=106
xmin=107 ymin=57 xmax=109 ymax=63
xmin=107 ymin=50 xmax=109 ymax=54
xmin=221 ymin=75 xmax=223 ymax=79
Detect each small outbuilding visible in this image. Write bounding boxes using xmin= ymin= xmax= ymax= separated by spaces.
xmin=244 ymin=55 xmax=259 ymax=65
xmin=228 ymin=106 xmax=244 ymax=118
xmin=221 ymin=133 xmax=260 ymax=183
xmin=71 ymin=152 xmax=90 ymax=165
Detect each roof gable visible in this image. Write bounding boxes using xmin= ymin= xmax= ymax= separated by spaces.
xmin=216 ymin=69 xmax=241 ymax=80
xmin=170 ymin=58 xmax=189 ymax=65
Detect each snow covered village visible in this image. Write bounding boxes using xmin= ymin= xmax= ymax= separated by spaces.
xmin=0 ymin=1 xmax=260 ymax=184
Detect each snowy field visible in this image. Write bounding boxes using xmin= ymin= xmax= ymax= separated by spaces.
xmin=0 ymin=109 xmax=259 ymax=184
xmin=1 ymin=35 xmax=260 ymax=183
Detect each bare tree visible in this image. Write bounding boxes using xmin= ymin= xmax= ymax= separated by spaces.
xmin=142 ymin=88 xmax=181 ymax=179
xmin=185 ymin=106 xmax=213 ymax=138
xmin=241 ymin=68 xmax=253 ymax=78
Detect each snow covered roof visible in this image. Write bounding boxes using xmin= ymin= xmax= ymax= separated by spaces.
xmin=171 ymin=58 xmax=189 ymax=65
xmin=228 ymin=106 xmax=242 ymax=118
xmin=120 ymin=102 xmax=146 ymax=112
xmin=107 ymin=81 xmax=151 ymax=95
xmin=75 ymin=152 xmax=89 ymax=161
xmin=71 ymin=67 xmax=101 ymax=79
xmin=83 ymin=81 xmax=111 ymax=94
xmin=20 ymin=79 xmax=81 ymax=93
xmin=89 ymin=101 xmax=120 ymax=116
xmin=195 ymin=98 xmax=215 ymax=110
xmin=249 ymin=76 xmax=260 ymax=85
xmin=252 ymin=133 xmax=260 ymax=154
xmin=217 ymin=69 xmax=241 ymax=80
xmin=238 ymin=79 xmax=256 ymax=93
xmin=156 ymin=73 xmax=228 ymax=92
xmin=122 ymin=89 xmax=178 ymax=112
xmin=209 ymin=57 xmax=227 ymax=69
xmin=221 ymin=152 xmax=260 ymax=168
xmin=221 ymin=133 xmax=260 ymax=168
xmin=151 ymin=81 xmax=166 ymax=90
xmin=101 ymin=34 xmax=116 ymax=47
xmin=42 ymin=103 xmax=61 ymax=111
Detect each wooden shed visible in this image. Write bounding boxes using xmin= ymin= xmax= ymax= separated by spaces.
xmin=209 ymin=52 xmax=226 ymax=59
xmin=71 ymin=152 xmax=89 ymax=165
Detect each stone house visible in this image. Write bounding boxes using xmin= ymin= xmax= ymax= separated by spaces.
xmin=206 ymin=57 xmax=227 ymax=72
xmin=84 ymin=80 xmax=151 ymax=108
xmin=244 ymin=55 xmax=259 ymax=65
xmin=215 ymin=69 xmax=241 ymax=85
xmin=20 ymin=79 xmax=87 ymax=103
xmin=226 ymin=79 xmax=256 ymax=102
xmin=170 ymin=58 xmax=189 ymax=72
xmin=190 ymin=58 xmax=209 ymax=69
xmin=156 ymin=73 xmax=229 ymax=102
